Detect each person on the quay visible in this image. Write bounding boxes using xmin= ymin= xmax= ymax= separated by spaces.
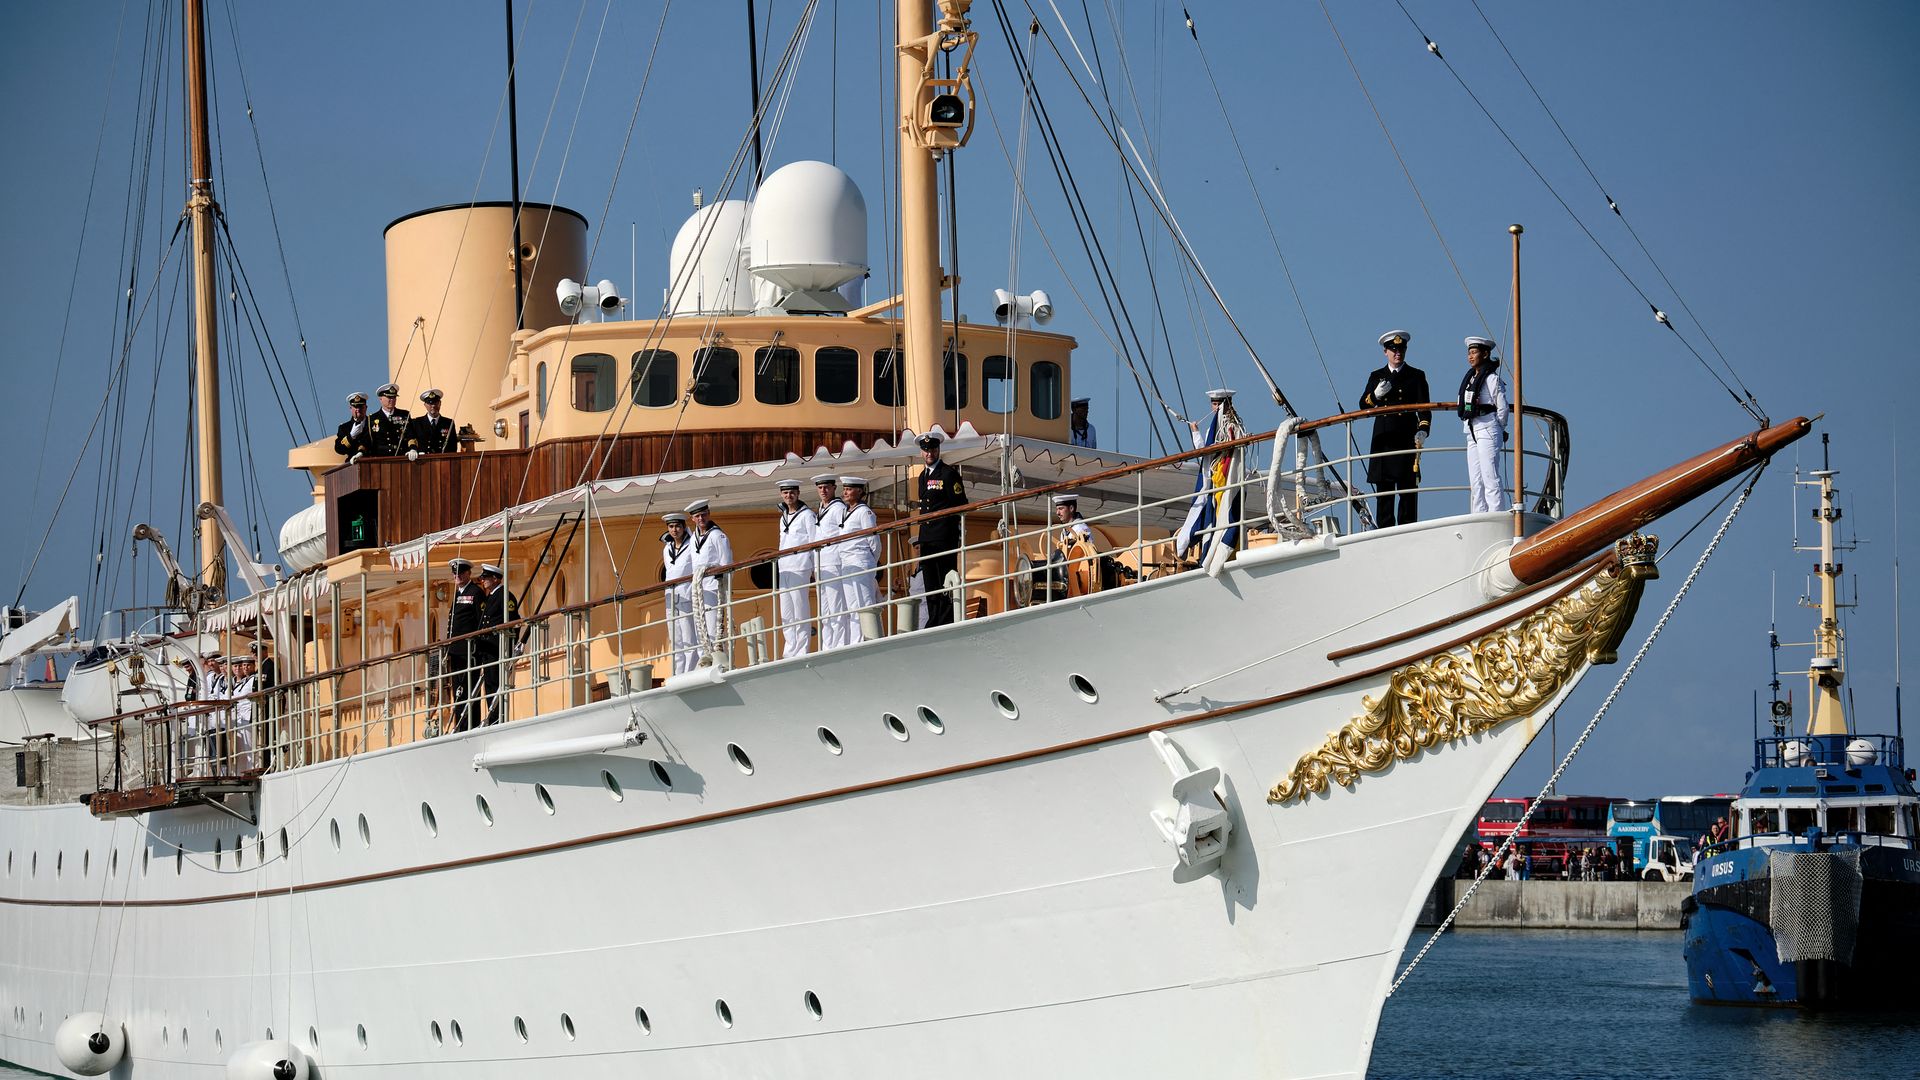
xmin=774 ymin=479 xmax=817 ymax=658
xmin=1458 ymin=336 xmax=1510 ymax=513
xmin=1358 ymin=329 xmax=1432 ymax=528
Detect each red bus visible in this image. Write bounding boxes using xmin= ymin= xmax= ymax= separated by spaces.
xmin=1475 ymin=796 xmax=1622 ymax=878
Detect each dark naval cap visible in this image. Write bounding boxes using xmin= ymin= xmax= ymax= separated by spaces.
xmin=916 ymin=432 xmax=945 ymax=450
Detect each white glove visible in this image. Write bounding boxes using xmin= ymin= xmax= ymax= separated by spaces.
xmin=1374 ymin=380 xmax=1391 ymax=399
xmin=350 ymin=421 xmax=365 ymax=437
xmin=406 ymin=449 xmax=420 ymax=462
xmin=1414 ymin=431 xmax=1427 ymax=449
xmin=348 ymin=452 xmax=363 ymax=464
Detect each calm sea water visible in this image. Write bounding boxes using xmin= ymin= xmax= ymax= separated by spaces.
xmin=5 ymin=930 xmax=1912 ymax=1078
xmin=1371 ymin=928 xmax=1919 ymax=1079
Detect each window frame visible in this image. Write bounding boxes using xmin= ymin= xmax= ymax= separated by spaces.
xmin=692 ymin=346 xmax=741 ymax=407
xmin=815 ymin=346 xmax=861 ymax=405
xmin=629 ymin=349 xmax=680 ymax=409
xmin=568 ymin=352 xmax=617 ymax=413
xmin=873 ymin=348 xmax=904 ymax=407
xmin=753 ymin=345 xmax=802 ymax=406
xmin=1030 ymin=360 xmax=1063 ymax=420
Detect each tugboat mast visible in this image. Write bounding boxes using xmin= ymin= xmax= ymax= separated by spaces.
xmin=183 ymin=0 xmax=226 ymax=598
xmin=1804 ymin=433 xmax=1848 ymax=737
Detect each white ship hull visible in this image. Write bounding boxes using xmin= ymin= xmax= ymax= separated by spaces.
xmin=1 ymin=513 xmax=1643 ymax=1078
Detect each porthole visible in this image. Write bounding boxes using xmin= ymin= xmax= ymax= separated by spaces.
xmin=212 ymin=840 xmax=221 ymax=870
xmin=430 ymin=1020 xmax=443 ymax=1046
xmin=175 ymin=849 xmax=183 ymax=875
xmin=256 ymin=833 xmax=266 ymax=863
xmin=110 ymin=849 xmax=118 ymax=876
xmin=1069 ymin=673 xmax=1099 ymax=703
xmin=560 ymin=1013 xmax=576 ymax=1040
xmin=162 ymin=1026 xmax=169 ymax=1044
xmin=513 ymin=1016 xmax=528 ymax=1043
xmin=357 ymin=814 xmax=372 ymax=847
xmin=182 ymin=1027 xmax=189 ymax=1047
xmin=817 ymin=727 xmax=843 ymax=754
xmin=356 ymin=1023 xmax=367 ymax=1049
xmin=633 ymin=1007 xmax=652 ymax=1035
xmin=278 ymin=829 xmax=290 ymax=858
xmin=804 ymin=990 xmax=823 ymax=1020
xmin=649 ymin=760 xmax=672 ymax=789
xmin=450 ymin=1019 xmax=464 ymax=1045
xmin=917 ymin=706 xmax=944 ymax=734
xmin=421 ymin=802 xmax=439 ymax=837
xmin=56 ymin=851 xmax=63 ymax=877
xmin=307 ymin=1026 xmax=319 ymax=1049
xmin=215 ymin=1029 xmax=223 ymax=1052
xmin=535 ymin=784 xmax=555 ymax=814
xmin=601 ymin=770 xmax=624 ymax=801
xmin=142 ymin=848 xmax=149 ymax=875
xmin=714 ymin=1000 xmax=733 ymax=1028
xmin=30 ymin=851 xmax=37 ymax=876
xmin=992 ymin=691 xmax=1019 ymax=719
xmin=727 ymin=743 xmax=754 ymax=774
xmin=83 ymin=850 xmax=90 ymax=877
xmin=884 ymin=713 xmax=909 ymax=741
xmin=476 ymin=794 xmax=495 ymax=826
xmin=329 ymin=818 xmax=341 ymax=850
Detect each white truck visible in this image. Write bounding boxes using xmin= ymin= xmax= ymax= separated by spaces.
xmin=1639 ymin=834 xmax=1696 ymax=882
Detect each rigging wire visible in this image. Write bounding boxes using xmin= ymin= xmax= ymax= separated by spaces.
xmin=1180 ymin=6 xmax=1342 ymax=411
xmin=1315 ymin=0 xmax=1491 ymax=339
xmin=1463 ymin=0 xmax=1762 ymax=416
xmin=1389 ymin=0 xmax=1762 ymax=425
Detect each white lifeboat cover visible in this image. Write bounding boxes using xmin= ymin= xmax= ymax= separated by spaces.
xmin=279 ymin=501 xmax=329 ymax=574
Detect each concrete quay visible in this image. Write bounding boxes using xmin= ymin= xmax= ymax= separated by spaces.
xmin=1417 ymin=879 xmax=1690 ymax=930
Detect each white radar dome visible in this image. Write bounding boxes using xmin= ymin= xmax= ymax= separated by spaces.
xmin=749 ymin=160 xmax=868 ymax=295
xmin=667 ymin=200 xmax=754 ymax=316
xmin=1845 ymin=737 xmax=1878 ymax=767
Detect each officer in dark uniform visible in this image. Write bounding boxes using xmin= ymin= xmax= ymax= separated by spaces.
xmin=364 ymin=382 xmax=412 ymax=458
xmin=474 ymin=563 xmax=521 ymax=724
xmin=406 ymin=388 xmax=458 ymax=457
xmin=913 ymin=432 xmax=967 ymax=627
xmin=333 ymin=392 xmax=371 ymax=460
xmin=1357 ymin=329 xmax=1432 ymax=528
xmin=444 ymin=557 xmax=485 ymax=730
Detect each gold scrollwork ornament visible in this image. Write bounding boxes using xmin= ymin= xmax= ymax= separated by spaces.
xmin=1268 ymin=535 xmax=1658 ymax=805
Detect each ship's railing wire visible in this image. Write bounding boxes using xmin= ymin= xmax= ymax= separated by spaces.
xmin=84 ymin=404 xmax=1570 ymax=791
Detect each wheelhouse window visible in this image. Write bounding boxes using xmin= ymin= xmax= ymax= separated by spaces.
xmin=755 ymin=346 xmax=801 ymax=405
xmin=630 ymin=349 xmax=678 ymax=407
xmin=536 ymin=361 xmax=549 ymax=418
xmin=816 ymin=347 xmax=859 ymax=404
xmin=1031 ymin=361 xmax=1063 ymax=419
xmin=570 ymin=353 xmax=616 ymax=412
xmin=873 ymin=349 xmax=903 ymax=407
xmin=982 ymin=355 xmax=1016 ymax=414
xmin=692 ymin=346 xmax=740 ymax=407
xmin=943 ymin=350 xmax=967 ymax=410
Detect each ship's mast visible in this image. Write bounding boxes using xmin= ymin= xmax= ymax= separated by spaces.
xmin=1803 ymin=434 xmax=1847 ymax=736
xmin=183 ymin=0 xmax=226 ymax=598
xmin=897 ymin=1 xmax=976 ymax=437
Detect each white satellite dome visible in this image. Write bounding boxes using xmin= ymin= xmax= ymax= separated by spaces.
xmin=748 ymin=160 xmax=868 ymax=297
xmin=667 ymin=200 xmax=754 ymax=316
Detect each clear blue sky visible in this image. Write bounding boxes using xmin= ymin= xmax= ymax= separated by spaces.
xmin=2 ymin=1 xmax=1915 ymax=798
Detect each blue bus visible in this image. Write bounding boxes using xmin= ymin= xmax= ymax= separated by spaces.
xmin=1606 ymin=795 xmax=1733 ymax=870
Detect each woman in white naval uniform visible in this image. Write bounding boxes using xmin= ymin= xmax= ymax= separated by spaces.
xmin=1457 ymin=336 xmax=1510 ymax=513
xmin=659 ymin=512 xmax=697 ymax=674
xmin=774 ymin=479 xmax=818 ymax=657
xmin=833 ymin=475 xmax=881 ymax=645
xmin=686 ymin=499 xmax=734 ymax=668
xmin=811 ymin=473 xmax=849 ymax=650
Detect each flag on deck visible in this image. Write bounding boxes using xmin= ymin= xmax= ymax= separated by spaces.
xmin=1175 ymin=414 xmax=1244 ymax=560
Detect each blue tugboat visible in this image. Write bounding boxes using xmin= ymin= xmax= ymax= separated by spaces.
xmin=1683 ymin=440 xmax=1920 ymax=1007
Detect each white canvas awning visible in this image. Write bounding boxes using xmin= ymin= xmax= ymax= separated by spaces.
xmin=386 ymin=424 xmax=1183 ymax=571
xmin=199 ymin=569 xmax=331 ymax=632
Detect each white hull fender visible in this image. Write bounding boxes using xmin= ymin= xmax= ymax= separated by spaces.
xmin=0 ymin=520 xmax=1654 ymax=1079
xmin=53 ymin=1012 xmax=125 ymax=1075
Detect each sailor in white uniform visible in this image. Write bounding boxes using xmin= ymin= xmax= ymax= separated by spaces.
xmin=687 ymin=499 xmax=734 ymax=668
xmin=812 ymin=473 xmax=849 ymax=650
xmin=225 ymin=652 xmax=259 ymax=773
xmin=1069 ymin=396 xmax=1096 ymax=448
xmin=833 ymin=476 xmax=881 ymax=645
xmin=1457 ymin=336 xmax=1511 ymax=513
xmin=774 ymin=478 xmax=817 ymax=657
xmin=659 ymin=512 xmax=697 ymax=674
xmin=1189 ymin=388 xmax=1245 ymax=448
